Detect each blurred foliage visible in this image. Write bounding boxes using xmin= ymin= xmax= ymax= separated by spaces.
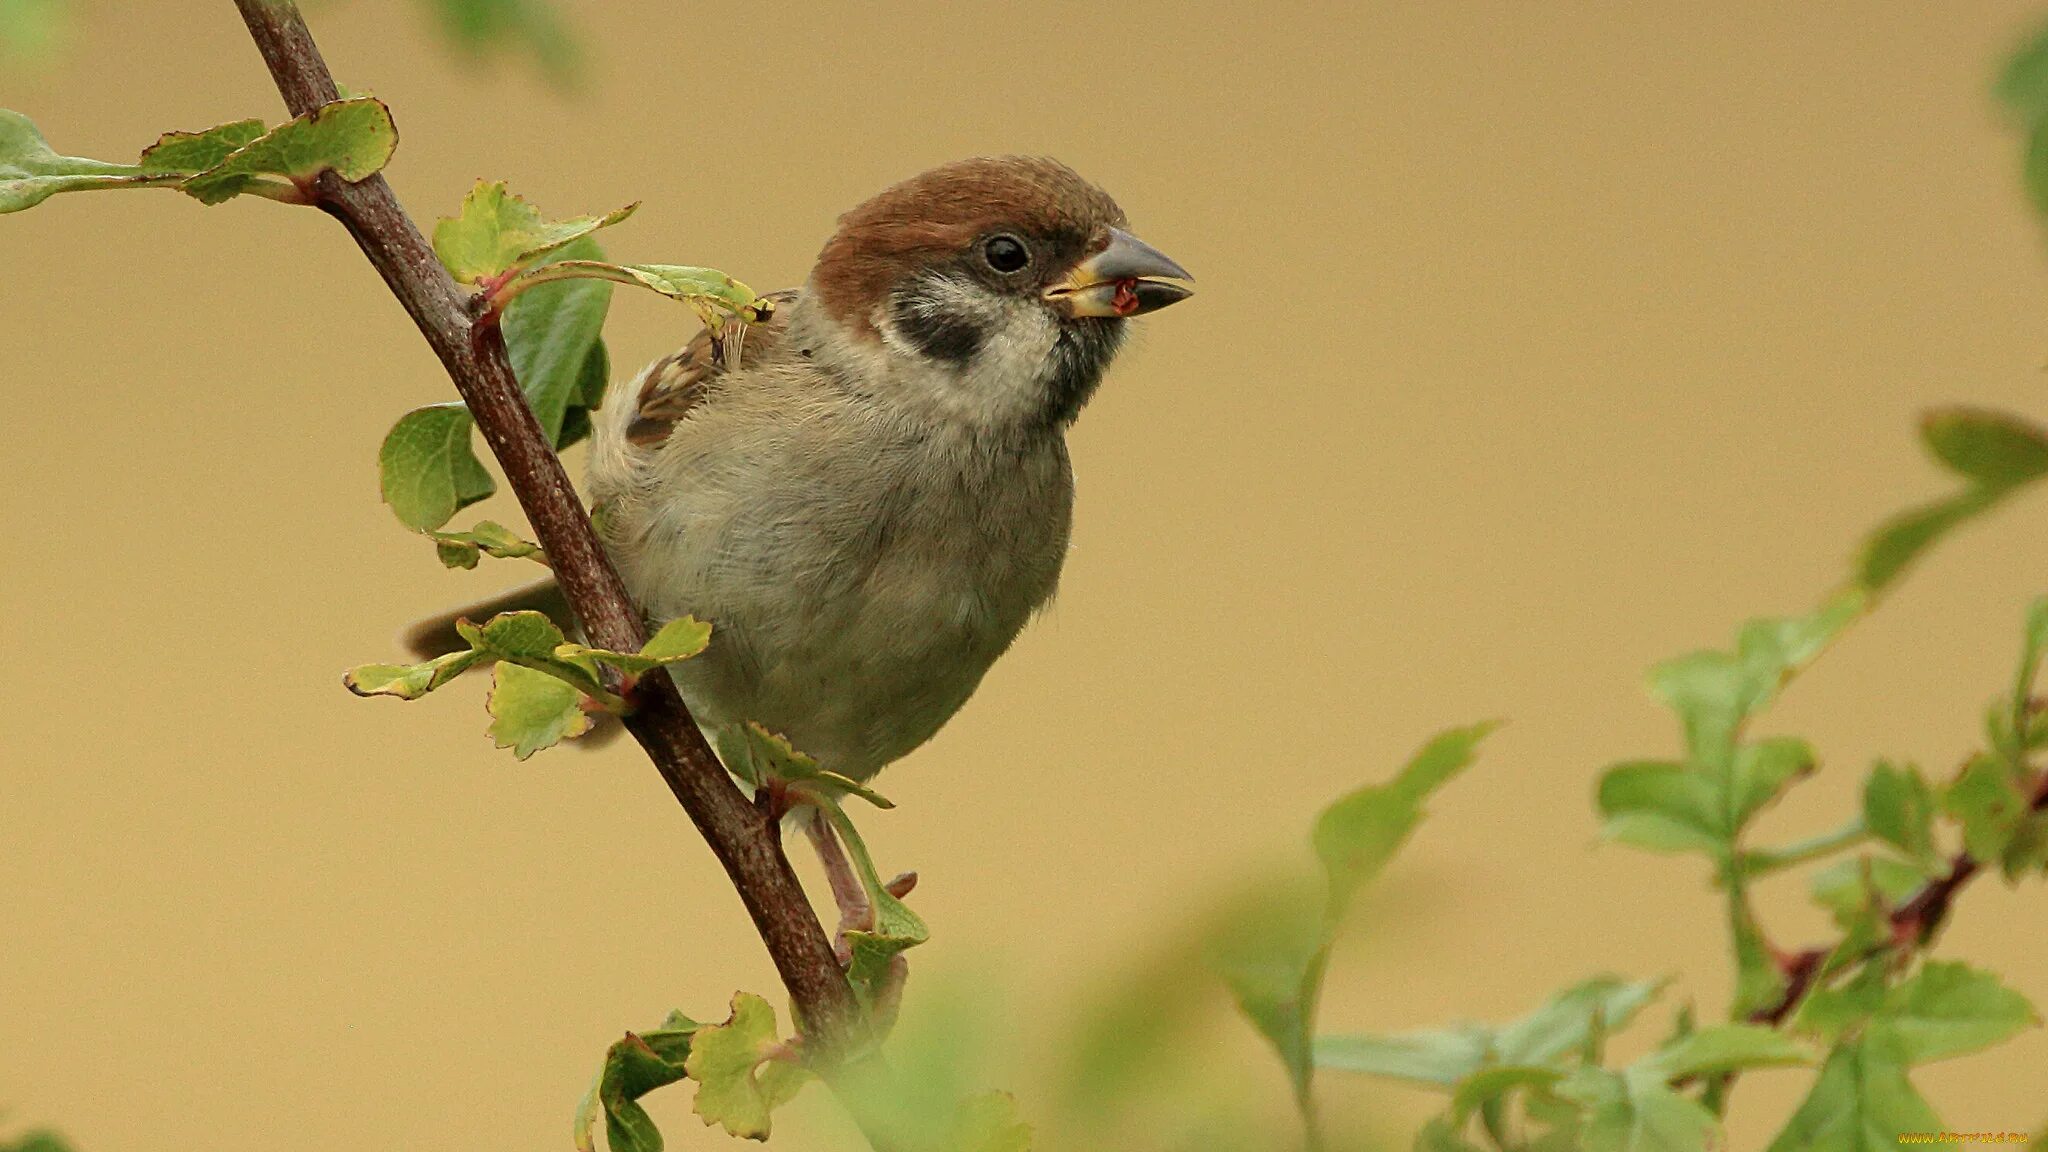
xmin=0 ymin=0 xmax=578 ymax=83
xmin=8 ymin=6 xmax=2048 ymax=1152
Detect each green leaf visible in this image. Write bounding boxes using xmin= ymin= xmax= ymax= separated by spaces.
xmin=948 ymin=1091 xmax=1033 ymax=1152
xmin=505 ymin=258 xmax=768 ymax=321
xmin=1595 ymin=761 xmax=1722 ymax=855
xmin=1314 ymin=721 xmax=1495 ymax=911
xmin=343 ymin=648 xmax=483 ymax=699
xmin=0 ymin=107 xmax=175 ymax=212
xmin=1809 ymin=854 xmax=1929 ymax=931
xmin=1315 ymin=976 xmax=1662 ymax=1087
xmin=502 ymin=236 xmax=615 ymax=447
xmin=1493 ymin=976 xmax=1664 ymax=1066
xmin=424 ymin=0 xmax=583 ymax=86
xmin=1997 ymin=18 xmax=2048 ymax=125
xmin=139 ymin=119 xmax=266 ymax=174
xmin=1863 ymin=761 xmax=1938 ymax=866
xmin=1447 ymin=1064 xmax=1564 ymax=1126
xmin=573 ymin=1012 xmax=700 ymax=1152
xmin=1313 ymin=1027 xmax=1491 ymax=1087
xmin=1765 ymin=1041 xmax=1942 ymax=1152
xmin=1226 ymin=723 xmax=1492 ymax=1104
xmin=1636 ymin=1023 xmax=1810 ymax=1080
xmin=1921 ymin=408 xmax=2048 ymax=489
xmin=1414 ymin=1115 xmax=1489 ymax=1152
xmin=486 ymin=660 xmax=590 ymax=758
xmin=433 ymin=179 xmax=636 ymax=285
xmin=1872 ymin=961 xmax=2040 ymax=1065
xmin=557 ymin=616 xmax=715 ymax=680
xmin=425 ymin=519 xmax=544 ymax=569
xmin=1732 ymin=736 xmax=1817 ymax=825
xmin=181 ymin=97 xmax=397 ymax=205
xmin=1858 ymin=491 xmax=1997 ymax=594
xmin=1650 ymin=591 xmax=1864 ymax=771
xmin=820 ymin=799 xmax=927 ymax=1006
xmin=1554 ymin=1066 xmax=1717 ymax=1152
xmin=378 ymin=403 xmax=495 ymax=531
xmin=458 ymin=610 xmax=616 ymax=705
xmin=1859 ymin=411 xmax=2048 ymax=591
xmin=734 ymin=722 xmax=893 ymax=809
xmin=682 ymin=992 xmax=810 ymax=1141
xmin=0 ymin=1133 xmax=76 ymax=1152
xmin=1945 ymin=754 xmax=2029 ymax=862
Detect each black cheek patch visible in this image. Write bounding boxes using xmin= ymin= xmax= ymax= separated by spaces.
xmin=890 ymin=285 xmax=988 ymax=364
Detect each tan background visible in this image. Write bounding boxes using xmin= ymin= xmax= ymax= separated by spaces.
xmin=5 ymin=2 xmax=2048 ymax=1149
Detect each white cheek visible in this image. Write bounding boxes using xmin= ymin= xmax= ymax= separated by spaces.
xmin=873 ymin=279 xmax=1061 ymax=430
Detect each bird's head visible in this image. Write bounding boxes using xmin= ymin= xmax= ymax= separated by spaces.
xmin=806 ymin=156 xmax=1192 ymax=430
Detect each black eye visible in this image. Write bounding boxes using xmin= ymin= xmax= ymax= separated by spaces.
xmin=982 ymin=234 xmax=1030 ymax=273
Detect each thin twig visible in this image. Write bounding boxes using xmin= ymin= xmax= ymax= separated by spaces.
xmin=229 ymin=0 xmax=862 ymax=1056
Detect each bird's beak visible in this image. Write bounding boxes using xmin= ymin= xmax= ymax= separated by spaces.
xmin=1043 ymin=227 xmax=1194 ymax=318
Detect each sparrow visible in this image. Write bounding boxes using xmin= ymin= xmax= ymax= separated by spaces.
xmin=411 ymin=156 xmax=1192 ymax=787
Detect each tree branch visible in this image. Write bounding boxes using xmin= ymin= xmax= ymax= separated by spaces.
xmin=230 ymin=0 xmax=861 ymax=1054
xmin=1749 ymin=769 xmax=2048 ymax=1029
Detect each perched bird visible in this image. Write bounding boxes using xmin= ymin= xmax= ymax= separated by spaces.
xmin=412 ymin=155 xmax=1191 ymax=786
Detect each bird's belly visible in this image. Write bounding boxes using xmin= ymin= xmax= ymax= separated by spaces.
xmin=669 ymin=555 xmax=1045 ymax=780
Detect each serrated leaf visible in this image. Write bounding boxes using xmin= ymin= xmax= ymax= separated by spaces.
xmin=1863 ymin=761 xmax=1938 ymax=866
xmin=426 ymin=519 xmax=543 ymax=569
xmin=379 ymin=403 xmax=495 ymax=531
xmin=738 ymin=723 xmax=893 ymax=809
xmin=457 ymin=610 xmax=616 ymax=704
xmin=181 ymin=97 xmax=396 ymax=205
xmin=1637 ymin=1023 xmax=1809 ymax=1080
xmin=1872 ymin=961 xmax=2040 ymax=1065
xmin=343 ymin=648 xmax=483 ymax=699
xmin=682 ymin=992 xmax=810 ymax=1141
xmin=433 ymin=179 xmax=636 ymax=285
xmin=503 ymin=236 xmax=614 ymax=447
xmin=1766 ymin=1041 xmax=1942 ymax=1152
xmin=0 ymin=107 xmax=178 ymax=212
xmin=1945 ymin=754 xmax=2029 ymax=862
xmin=1555 ymin=1066 xmax=1717 ymax=1152
xmin=487 ymin=660 xmax=590 ymax=758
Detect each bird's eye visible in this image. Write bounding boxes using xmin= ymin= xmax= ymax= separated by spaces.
xmin=982 ymin=234 xmax=1030 ymax=273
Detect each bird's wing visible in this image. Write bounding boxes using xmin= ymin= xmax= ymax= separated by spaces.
xmin=623 ymin=287 xmax=802 ymax=448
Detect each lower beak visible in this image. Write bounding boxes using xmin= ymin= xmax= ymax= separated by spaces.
xmin=1043 ymin=227 xmax=1195 ymax=318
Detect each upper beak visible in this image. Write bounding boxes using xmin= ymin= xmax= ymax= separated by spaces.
xmin=1043 ymin=227 xmax=1195 ymax=318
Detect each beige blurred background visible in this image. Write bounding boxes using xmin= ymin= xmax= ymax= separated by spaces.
xmin=5 ymin=2 xmax=2048 ymax=1149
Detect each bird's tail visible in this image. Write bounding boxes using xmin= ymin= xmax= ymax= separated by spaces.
xmin=402 ymin=577 xmax=575 ymax=659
